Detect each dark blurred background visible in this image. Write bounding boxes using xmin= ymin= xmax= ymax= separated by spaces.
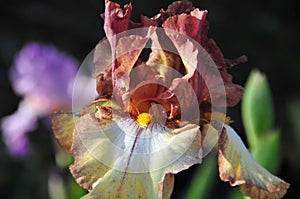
xmin=0 ymin=0 xmax=299 ymax=198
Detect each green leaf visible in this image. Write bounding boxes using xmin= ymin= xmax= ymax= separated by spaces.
xmin=227 ymin=187 xmax=249 ymax=199
xmin=251 ymin=129 xmax=281 ymax=174
xmin=185 ymin=156 xmax=216 ymax=199
xmin=242 ymin=69 xmax=275 ymax=148
xmin=69 ymin=174 xmax=88 ymax=199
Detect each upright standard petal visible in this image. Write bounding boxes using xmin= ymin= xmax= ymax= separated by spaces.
xmin=104 ymin=0 xmax=132 ymax=39
xmin=162 ymin=8 xmax=244 ymax=107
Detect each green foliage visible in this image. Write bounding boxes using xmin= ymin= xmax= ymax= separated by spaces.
xmin=69 ymin=175 xmax=88 ymax=199
xmin=185 ymin=156 xmax=217 ymax=199
xmin=241 ymin=70 xmax=275 ymax=148
xmin=251 ymin=129 xmax=281 ymax=174
xmin=228 ymin=69 xmax=282 ymax=199
xmin=241 ymin=69 xmax=281 ymax=174
xmin=54 ymin=149 xmax=87 ymax=199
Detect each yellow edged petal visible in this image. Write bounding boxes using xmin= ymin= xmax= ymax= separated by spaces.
xmin=218 ymin=124 xmax=289 ymax=199
xmin=82 ymin=170 xmax=157 ymax=199
xmin=52 ymin=112 xmax=79 ymax=155
xmin=70 ymin=113 xmax=111 ymax=190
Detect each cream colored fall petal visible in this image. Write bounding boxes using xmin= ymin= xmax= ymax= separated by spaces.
xmin=52 ymin=102 xmax=204 ymax=199
xmin=218 ymin=124 xmax=289 ymax=199
xmin=74 ymin=115 xmax=203 ymax=199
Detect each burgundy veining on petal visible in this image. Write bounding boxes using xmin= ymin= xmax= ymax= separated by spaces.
xmin=103 ymin=0 xmax=132 ymax=106
xmin=93 ymin=40 xmax=113 ymax=97
xmin=165 ymin=0 xmax=194 ymax=15
xmin=162 ymin=9 xmax=208 ymax=42
xmin=104 ymin=0 xmax=132 ymax=39
xmin=114 ymin=31 xmax=155 ymax=80
xmin=99 ymin=0 xmax=158 ymax=108
xmin=157 ymin=78 xmax=199 ymax=122
xmin=161 ymin=5 xmax=244 ymax=107
xmin=153 ymin=0 xmax=195 ymax=26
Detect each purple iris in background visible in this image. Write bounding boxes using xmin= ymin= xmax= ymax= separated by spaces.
xmin=1 ymin=42 xmax=79 ymax=156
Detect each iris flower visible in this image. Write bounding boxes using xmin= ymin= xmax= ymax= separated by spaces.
xmin=1 ymin=42 xmax=79 ymax=156
xmin=52 ymin=1 xmax=289 ymax=198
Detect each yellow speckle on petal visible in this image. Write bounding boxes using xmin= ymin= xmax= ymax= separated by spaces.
xmin=204 ymin=112 xmax=233 ymax=124
xmin=136 ymin=113 xmax=151 ymax=127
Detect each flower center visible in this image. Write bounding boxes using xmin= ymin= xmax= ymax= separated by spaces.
xmin=136 ymin=113 xmax=151 ymax=127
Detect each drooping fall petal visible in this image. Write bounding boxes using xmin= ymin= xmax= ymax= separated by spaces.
xmin=158 ymin=173 xmax=174 ymax=199
xmin=52 ymin=112 xmax=78 ymax=154
xmin=54 ymin=98 xmax=205 ymax=198
xmin=82 ymin=170 xmax=157 ymax=199
xmin=218 ymin=124 xmax=290 ymax=198
xmin=70 ymin=113 xmax=111 ymax=190
xmin=52 ymin=100 xmax=116 ymax=190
